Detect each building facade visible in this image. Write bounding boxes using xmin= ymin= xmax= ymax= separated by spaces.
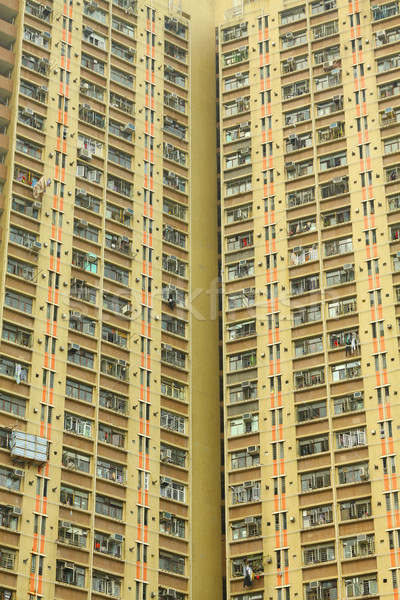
xmin=218 ymin=1 xmax=400 ymax=600
xmin=2 ymin=0 xmax=400 ymax=599
xmin=0 ymin=0 xmax=221 ymax=599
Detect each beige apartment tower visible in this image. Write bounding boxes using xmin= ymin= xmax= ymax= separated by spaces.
xmin=0 ymin=0 xmax=222 ymax=599
xmin=217 ymin=1 xmax=400 ymax=600
xmin=1 ymin=0 xmax=400 ymax=599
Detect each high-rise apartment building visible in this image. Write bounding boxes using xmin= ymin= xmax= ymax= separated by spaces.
xmin=0 ymin=0 xmax=221 ymax=599
xmin=217 ymin=0 xmax=400 ymax=600
xmin=2 ymin=0 xmax=400 ymax=599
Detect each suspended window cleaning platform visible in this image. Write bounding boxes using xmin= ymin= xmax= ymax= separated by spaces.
xmin=10 ymin=431 xmax=48 ymax=463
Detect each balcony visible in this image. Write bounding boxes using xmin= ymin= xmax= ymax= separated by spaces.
xmin=163 ymin=225 xmax=186 ymax=248
xmin=329 ymin=330 xmax=359 ymax=353
xmin=289 ymin=219 xmax=316 ymax=237
xmin=99 ymin=390 xmax=127 ymax=414
xmin=323 ymin=207 xmax=350 ymax=227
xmin=318 ymin=122 xmax=345 ymax=144
xmin=326 ymin=265 xmax=355 ymax=287
xmin=98 ymin=424 xmax=125 ymax=448
xmin=227 ymin=260 xmax=255 ymax=281
xmin=379 ymin=81 xmax=400 ymax=100
xmin=164 ymin=92 xmax=186 ymax=114
xmin=97 ymin=459 xmax=125 ymax=484
xmin=163 ymin=117 xmax=186 ymax=139
xmin=345 ymin=578 xmax=378 ymax=598
xmin=231 ymin=554 xmax=264 ymax=578
xmin=294 ymin=335 xmax=322 ymax=357
xmin=164 ymin=16 xmax=187 ymax=39
xmin=285 ymin=107 xmax=311 ymax=126
xmin=227 ymin=233 xmax=253 ymax=252
xmin=305 ymin=581 xmax=337 ymax=600
xmin=380 ymin=107 xmax=400 ymax=128
xmin=0 ymin=357 xmax=29 ymax=382
xmin=281 ymin=30 xmax=307 ymax=49
xmin=231 ymin=482 xmax=260 ymax=504
xmin=23 ymin=26 xmax=51 ymax=49
xmin=376 ymin=26 xmax=400 ymax=47
xmin=340 ymin=498 xmax=371 ymax=521
xmin=282 ymin=55 xmax=308 ymax=74
xmin=222 ymin=23 xmax=248 ymax=42
xmin=229 ymin=351 xmax=256 ymax=371
xmin=311 ymin=0 xmax=337 ymax=13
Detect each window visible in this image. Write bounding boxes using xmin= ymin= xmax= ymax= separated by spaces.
xmin=160 ymin=479 xmax=186 ymax=502
xmin=94 ymin=531 xmax=122 ymax=556
xmin=229 ymin=351 xmax=256 ymax=371
xmin=95 ymin=495 xmax=123 ymax=520
xmin=299 ymin=435 xmax=329 ymax=456
xmin=56 ymin=561 xmax=85 ymax=587
xmin=5 ymin=290 xmax=32 ymax=314
xmin=231 ymin=481 xmax=260 ymax=504
xmin=334 ymin=393 xmax=364 ymax=414
xmin=161 ymin=410 xmax=185 ymax=433
xmin=104 ymin=262 xmax=129 ymax=285
xmin=326 ymin=265 xmax=355 ymax=287
xmin=305 ymin=580 xmax=337 ymax=600
xmin=231 ymin=517 xmax=262 ymax=540
xmin=338 ymin=463 xmax=369 ymax=485
xmin=65 ymin=379 xmax=93 ymax=403
xmin=320 ymin=151 xmax=347 ymax=170
xmin=161 ymin=379 xmax=186 ymax=401
xmin=297 ymin=400 xmax=327 ymax=422
xmin=110 ymin=67 xmax=134 ymax=88
xmin=280 ymin=5 xmax=305 ymax=23
xmin=303 ymin=543 xmax=335 ymax=565
xmin=99 ymin=389 xmax=127 ymax=414
xmin=301 ymin=469 xmax=331 ymax=492
xmin=67 ymin=347 xmax=94 ymax=369
xmin=159 ymin=552 xmax=185 ymax=575
xmin=98 ymin=423 xmax=125 ymax=448
xmin=62 ymin=449 xmax=90 ymax=473
xmin=345 ymin=577 xmax=378 ymax=598
xmin=342 ymin=535 xmax=374 ymax=559
xmin=340 ymin=498 xmax=371 ymax=521
xmin=92 ymin=573 xmax=121 ymax=597
xmin=160 ymin=513 xmax=185 ymax=538
xmin=331 ymin=360 xmax=361 ymax=382
xmin=58 ymin=522 xmax=88 ymax=548
xmin=7 ymin=257 xmax=35 ymax=281
xmin=97 ymin=458 xmax=125 ymax=484
xmin=64 ymin=413 xmax=92 ymax=437
xmin=60 ymin=485 xmax=89 ymax=510
xmin=0 ymin=393 xmax=25 ymax=417
xmin=230 ymin=414 xmax=258 ymax=436
xmin=302 ymin=505 xmax=333 ymax=528
xmin=108 ymin=147 xmax=132 ymax=169
xmin=231 ymin=448 xmax=260 ymax=469
xmin=0 ymin=466 xmax=22 ymax=491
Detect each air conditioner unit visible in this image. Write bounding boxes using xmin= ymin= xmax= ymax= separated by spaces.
xmin=81 ymin=103 xmax=92 ymax=111
xmin=332 ymin=95 xmax=341 ymax=101
xmin=239 ymin=260 xmax=248 ymax=268
xmin=343 ymin=264 xmax=352 ymax=270
xmin=43 ymin=31 xmax=51 ymax=39
xmin=332 ymin=177 xmax=343 ymax=183
xmin=323 ymin=60 xmax=334 ymax=70
xmin=78 ymin=148 xmax=92 ymax=160
xmin=123 ymin=207 xmax=134 ymax=216
xmin=359 ymin=468 xmax=368 ymax=479
xmin=117 ymin=359 xmax=126 ymax=367
xmin=243 ymin=480 xmax=253 ymax=488
xmin=68 ymin=343 xmax=80 ymax=352
xmin=245 ymin=516 xmax=255 ymax=524
xmin=122 ymin=123 xmax=135 ymax=132
xmin=13 ymin=469 xmax=24 ymax=478
xmin=86 ymin=0 xmax=98 ymax=9
xmin=11 ymin=506 xmax=22 ymax=515
xmin=236 ymin=96 xmax=244 ymax=103
xmin=31 ymin=241 xmax=42 ymax=252
xmin=289 ymin=134 xmax=298 ymax=141
xmin=285 ymin=161 xmax=295 ymax=169
xmin=243 ymin=413 xmax=252 ymax=421
xmin=122 ymin=304 xmax=132 ymax=315
xmin=109 ymin=533 xmax=123 ymax=542
xmin=376 ymin=29 xmax=386 ymax=38
xmin=285 ymin=32 xmax=293 ymax=38
xmin=81 ymin=82 xmax=89 ymax=91
xmin=357 ymin=534 xmax=367 ymax=541
xmin=293 ymin=246 xmax=302 ymax=253
xmin=84 ymin=25 xmax=93 ymax=33
xmin=70 ymin=311 xmax=81 ymax=321
xmin=76 ymin=188 xmax=87 ymax=197
xmin=64 ymin=562 xmax=75 ymax=569
xmin=40 ymin=85 xmax=48 ymax=92
xmin=163 ymin=344 xmax=173 ymax=351
xmin=240 ymin=121 xmax=250 ymax=129
xmin=61 ymin=520 xmax=72 ymax=528
xmin=247 ymin=446 xmax=258 ymax=455
xmin=353 ymin=391 xmax=362 ymax=399
xmin=77 ymin=219 xmax=89 ymax=228
xmin=167 ymin=591 xmax=176 ymax=599
xmin=161 ymin=448 xmax=173 ymax=460
xmin=161 ymin=511 xmax=172 ymax=521
xmin=243 ymin=287 xmax=252 ymax=295
xmin=86 ymin=252 xmax=97 ymax=263
xmin=120 ymin=236 xmax=129 ymax=243
xmin=160 ymin=476 xmax=171 ymax=487
xmin=23 ymin=107 xmax=34 ymax=116
xmin=309 ymin=582 xmax=320 ymax=590
xmin=330 ymin=122 xmax=339 ymax=129
xmin=33 ymin=201 xmax=42 ymax=209
xmin=241 ymin=381 xmax=251 ymax=388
